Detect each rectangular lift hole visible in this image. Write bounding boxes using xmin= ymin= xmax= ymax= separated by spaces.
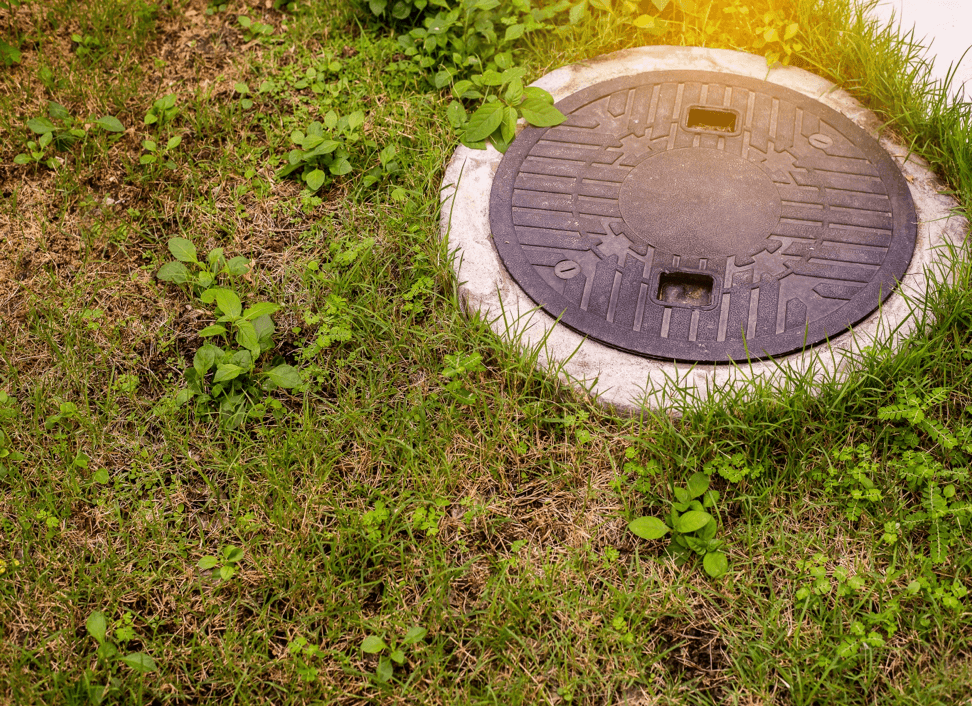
xmin=658 ymin=272 xmax=714 ymax=307
xmin=686 ymin=106 xmax=737 ymax=133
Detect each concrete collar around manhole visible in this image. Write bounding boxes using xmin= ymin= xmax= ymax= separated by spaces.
xmin=440 ymin=47 xmax=967 ymax=414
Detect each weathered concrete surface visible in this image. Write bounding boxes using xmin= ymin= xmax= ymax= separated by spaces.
xmin=440 ymin=46 xmax=967 ymax=414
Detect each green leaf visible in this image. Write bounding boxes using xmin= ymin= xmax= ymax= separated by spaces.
xmin=119 ymin=653 xmax=157 ymax=673
xmin=362 ymin=635 xmax=387 ymax=654
xmin=219 ymin=565 xmax=236 ymax=580
xmin=686 ymin=472 xmax=709 ymax=499
xmin=629 ymin=516 xmax=670 ymax=540
xmin=330 ymin=158 xmax=352 ymax=176
xmin=676 ymin=510 xmax=714 ymax=534
xmin=504 ymin=77 xmax=524 ymax=106
xmin=235 ymin=319 xmax=260 ymax=352
xmin=197 ymin=555 xmax=219 ymax=570
xmin=97 ymin=642 xmax=118 ymax=660
xmin=267 ymin=364 xmax=301 ymax=389
xmin=464 ymin=102 xmax=505 ymax=143
xmin=27 ymin=117 xmax=56 ymax=134
xmin=224 ymin=256 xmax=249 ymax=276
xmin=223 ymin=546 xmax=244 ymax=563
xmin=213 ymin=364 xmax=244 ymax=383
xmin=569 ymin=0 xmax=587 ymax=24
xmin=94 ymin=116 xmax=124 ymax=132
xmin=86 ymin=611 xmax=107 ymax=645
xmin=452 ymin=80 xmax=473 ymax=99
xmin=523 ymin=86 xmax=554 ymax=104
xmin=390 ymin=649 xmax=405 ymax=664
xmin=402 ymin=626 xmax=427 ymax=644
xmin=92 ymin=468 xmax=110 ymax=484
xmin=499 ymin=105 xmax=517 ymax=144
xmin=198 ymin=324 xmax=227 ymax=337
xmin=446 ymin=100 xmax=467 ymax=129
xmin=304 ymin=169 xmax=327 ymax=191
xmin=480 ymin=69 xmax=504 ymax=86
xmin=157 ymin=261 xmax=189 ymax=283
xmin=703 ymin=551 xmax=729 ymax=578
xmin=215 ymin=289 xmax=242 ymax=318
xmin=193 ymin=345 xmax=218 ymax=377
xmin=375 ymin=656 xmax=393 ymax=683
xmin=167 ymin=237 xmax=197 ymax=263
xmin=139 ymin=154 xmax=157 ymax=165
xmin=0 ymin=39 xmax=21 ymax=66
xmin=519 ymin=97 xmax=566 ymax=128
xmin=241 ymin=302 xmax=280 ymax=321
xmin=166 ymin=135 xmax=182 ymax=151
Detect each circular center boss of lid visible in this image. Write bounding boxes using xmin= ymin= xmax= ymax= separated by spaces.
xmin=488 ymin=70 xmax=918 ymax=363
xmin=618 ymin=148 xmax=782 ymax=258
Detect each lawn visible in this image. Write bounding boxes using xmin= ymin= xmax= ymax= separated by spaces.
xmin=1 ymin=0 xmax=971 ymax=703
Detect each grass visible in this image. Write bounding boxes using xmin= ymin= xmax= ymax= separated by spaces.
xmin=0 ymin=0 xmax=971 ymax=703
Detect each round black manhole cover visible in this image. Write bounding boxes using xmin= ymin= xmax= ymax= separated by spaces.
xmin=489 ymin=71 xmax=918 ymax=362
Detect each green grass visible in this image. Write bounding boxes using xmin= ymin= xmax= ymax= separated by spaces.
xmin=1 ymin=0 xmax=971 ymax=703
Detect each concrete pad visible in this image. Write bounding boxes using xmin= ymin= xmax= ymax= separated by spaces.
xmin=869 ymin=0 xmax=972 ymax=98
xmin=439 ymin=47 xmax=967 ymax=415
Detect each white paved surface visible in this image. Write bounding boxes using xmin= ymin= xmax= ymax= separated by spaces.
xmin=869 ymin=0 xmax=972 ymax=98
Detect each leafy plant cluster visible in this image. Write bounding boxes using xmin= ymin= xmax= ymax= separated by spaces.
xmin=197 ymin=545 xmax=245 ymax=580
xmin=809 ymin=443 xmax=882 ymax=521
xmin=0 ymin=392 xmax=23 ymax=480
xmin=296 ymin=235 xmax=377 ymax=360
xmin=14 ymin=101 xmax=124 ymax=168
xmin=238 ymin=15 xmax=275 ymax=43
xmin=363 ymin=0 xmax=438 ymax=23
xmin=393 ymin=0 xmax=561 ymax=85
xmin=703 ymin=450 xmax=764 ymax=484
xmin=156 ymin=238 xmax=302 ymax=429
xmin=447 ymin=55 xmax=566 ymax=151
xmin=361 ymin=626 xmax=428 ymax=683
xmin=81 ymin=609 xmax=158 ymax=701
xmin=628 ymin=471 xmax=728 ymax=578
xmin=277 ymin=111 xmax=374 ymax=192
xmin=566 ymin=0 xmax=802 ymax=66
xmin=802 ymin=384 xmax=972 ymax=565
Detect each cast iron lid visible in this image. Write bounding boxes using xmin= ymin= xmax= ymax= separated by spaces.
xmin=489 ymin=71 xmax=918 ymax=362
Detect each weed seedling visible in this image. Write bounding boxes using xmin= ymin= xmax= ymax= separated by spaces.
xmin=238 ymin=15 xmax=274 ymax=42
xmin=144 ymin=93 xmax=178 ymax=126
xmin=197 ymin=545 xmax=244 ymax=580
xmin=140 ymin=134 xmax=181 ymax=170
xmin=361 ymin=626 xmax=427 ymax=683
xmin=276 ymin=111 xmax=365 ymax=192
xmin=14 ymin=102 xmax=123 ymax=168
xmin=629 ymin=472 xmax=729 ymax=578
xmin=85 ymin=610 xmax=158 ymax=674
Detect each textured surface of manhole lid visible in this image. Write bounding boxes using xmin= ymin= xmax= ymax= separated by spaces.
xmin=489 ymin=70 xmax=918 ymax=362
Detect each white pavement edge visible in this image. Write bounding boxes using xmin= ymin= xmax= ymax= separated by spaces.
xmin=439 ymin=46 xmax=967 ymax=416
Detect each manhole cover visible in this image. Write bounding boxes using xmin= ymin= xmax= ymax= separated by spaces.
xmin=489 ymin=70 xmax=918 ymax=362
